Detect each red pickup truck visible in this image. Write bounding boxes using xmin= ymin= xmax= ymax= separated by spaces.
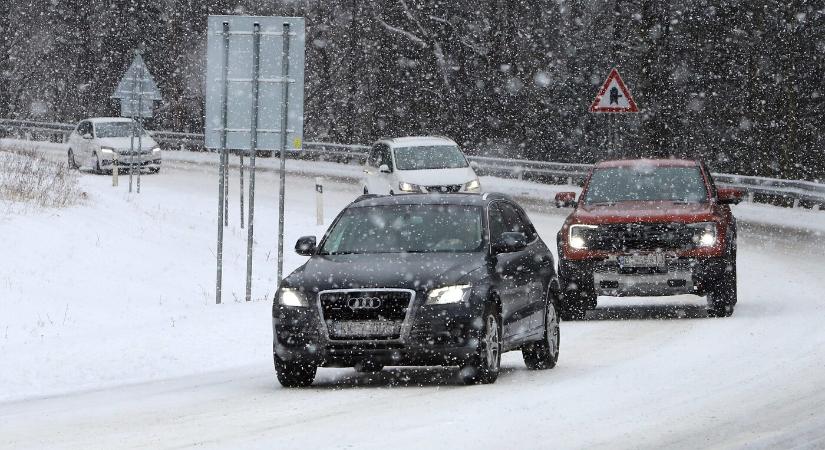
xmin=555 ymin=159 xmax=743 ymax=320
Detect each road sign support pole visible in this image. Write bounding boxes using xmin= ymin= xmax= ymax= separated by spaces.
xmin=245 ymin=23 xmax=261 ymax=303
xmin=129 ymin=54 xmax=137 ymax=193
xmin=239 ymin=152 xmax=245 ymax=229
xmin=315 ymin=177 xmax=323 ymax=225
xmin=216 ymin=21 xmax=230 ymax=305
xmin=276 ymin=22 xmax=292 ymax=287
xmin=137 ymin=55 xmax=144 ymax=194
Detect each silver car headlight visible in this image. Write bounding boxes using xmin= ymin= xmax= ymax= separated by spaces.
xmin=278 ymin=288 xmax=309 ymax=307
xmin=463 ymin=178 xmax=481 ymax=192
xmin=99 ymin=147 xmax=114 ymax=154
xmin=399 ymin=181 xmax=424 ymax=193
xmin=425 ymin=285 xmax=471 ymax=305
xmin=569 ymin=224 xmax=598 ymax=250
xmin=688 ymin=222 xmax=717 ymax=247
xmin=152 ymin=147 xmax=161 ymax=154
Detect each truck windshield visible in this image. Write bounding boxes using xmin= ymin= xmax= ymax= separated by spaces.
xmin=393 ymin=146 xmax=468 ymax=170
xmin=584 ymin=165 xmax=708 ymax=204
xmin=319 ymin=204 xmax=483 ymax=254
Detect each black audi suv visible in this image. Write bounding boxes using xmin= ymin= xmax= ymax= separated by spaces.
xmin=273 ymin=193 xmax=561 ymax=386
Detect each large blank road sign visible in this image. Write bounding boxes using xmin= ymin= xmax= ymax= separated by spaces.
xmin=204 ymin=16 xmax=305 ymax=151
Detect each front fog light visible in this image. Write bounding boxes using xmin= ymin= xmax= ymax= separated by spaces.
xmin=426 ymin=285 xmax=471 ymax=305
xmin=279 ymin=288 xmax=309 ymax=307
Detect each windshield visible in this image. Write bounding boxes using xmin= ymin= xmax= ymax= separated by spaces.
xmin=95 ymin=122 xmax=148 ymax=138
xmin=319 ymin=205 xmax=483 ymax=254
xmin=393 ymin=145 xmax=468 ymax=170
xmin=584 ymin=165 xmax=708 ymax=204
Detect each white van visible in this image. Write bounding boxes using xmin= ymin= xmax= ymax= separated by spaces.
xmin=361 ymin=136 xmax=480 ymax=195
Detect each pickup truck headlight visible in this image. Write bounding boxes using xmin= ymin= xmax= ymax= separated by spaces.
xmin=689 ymin=222 xmax=717 ymax=247
xmin=426 ymin=285 xmax=471 ymax=305
xmin=278 ymin=288 xmax=309 ymax=307
xmin=399 ymin=181 xmax=424 ymax=193
xmin=463 ymin=178 xmax=481 ymax=192
xmin=152 ymin=147 xmax=161 ymax=154
xmin=569 ymin=224 xmax=598 ymax=249
xmin=99 ymin=147 xmax=114 ymax=154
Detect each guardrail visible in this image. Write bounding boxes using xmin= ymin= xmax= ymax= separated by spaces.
xmin=1 ymin=118 xmax=823 ymax=208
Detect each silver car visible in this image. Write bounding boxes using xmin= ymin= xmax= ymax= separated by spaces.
xmin=67 ymin=117 xmax=161 ymax=174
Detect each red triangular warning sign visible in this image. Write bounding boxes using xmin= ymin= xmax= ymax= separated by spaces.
xmin=589 ymin=68 xmax=639 ymax=113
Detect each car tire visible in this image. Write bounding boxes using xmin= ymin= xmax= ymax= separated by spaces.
xmin=707 ymin=258 xmax=737 ymax=318
xmin=274 ymin=354 xmax=317 ymax=388
xmin=67 ymin=149 xmax=78 ymax=170
xmin=461 ymin=302 xmax=501 ymax=385
xmin=523 ymin=292 xmax=560 ymax=370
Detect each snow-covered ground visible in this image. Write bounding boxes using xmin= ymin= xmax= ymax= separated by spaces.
xmin=1 ymin=139 xmax=825 ymax=449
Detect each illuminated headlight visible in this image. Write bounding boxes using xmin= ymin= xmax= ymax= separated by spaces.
xmin=569 ymin=224 xmax=598 ymax=250
xmin=152 ymin=147 xmax=161 ymax=154
xmin=689 ymin=222 xmax=717 ymax=247
xmin=99 ymin=147 xmax=114 ymax=154
xmin=425 ymin=285 xmax=471 ymax=305
xmin=278 ymin=288 xmax=309 ymax=307
xmin=463 ymin=178 xmax=481 ymax=192
xmin=399 ymin=181 xmax=424 ymax=193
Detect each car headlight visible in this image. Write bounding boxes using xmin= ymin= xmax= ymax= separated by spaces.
xmin=278 ymin=288 xmax=309 ymax=307
xmin=688 ymin=222 xmax=717 ymax=247
xmin=399 ymin=181 xmax=424 ymax=193
xmin=425 ymin=285 xmax=471 ymax=305
xmin=152 ymin=147 xmax=161 ymax=153
xmin=100 ymin=147 xmax=114 ymax=154
xmin=568 ymin=224 xmax=598 ymax=250
xmin=463 ymin=178 xmax=481 ymax=192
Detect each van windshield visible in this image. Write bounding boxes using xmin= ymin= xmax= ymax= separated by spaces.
xmin=393 ymin=145 xmax=468 ymax=170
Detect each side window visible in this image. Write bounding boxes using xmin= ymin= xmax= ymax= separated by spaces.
xmin=512 ymin=206 xmax=537 ymax=242
xmin=499 ymin=202 xmax=532 ymax=238
xmin=380 ymin=146 xmax=393 ymax=171
xmin=78 ymin=122 xmax=90 ymax=136
xmin=489 ymin=204 xmax=506 ymax=241
xmin=368 ymin=146 xmax=381 ymax=167
xmin=701 ymin=162 xmax=718 ymax=199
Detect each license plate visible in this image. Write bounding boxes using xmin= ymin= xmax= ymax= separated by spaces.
xmin=618 ymin=253 xmax=666 ymax=268
xmin=330 ymin=321 xmax=401 ymax=338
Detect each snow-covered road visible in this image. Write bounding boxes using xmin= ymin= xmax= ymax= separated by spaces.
xmin=1 ymin=141 xmax=825 ymax=449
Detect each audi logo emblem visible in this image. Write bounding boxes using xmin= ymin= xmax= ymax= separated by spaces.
xmin=348 ymin=297 xmax=382 ymax=309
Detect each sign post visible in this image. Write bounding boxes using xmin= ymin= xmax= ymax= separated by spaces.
xmin=111 ymin=51 xmax=162 ymax=193
xmin=205 ymin=16 xmax=305 ymax=305
xmin=589 ymin=68 xmax=639 ymax=156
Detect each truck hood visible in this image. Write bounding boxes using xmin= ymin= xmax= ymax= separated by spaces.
xmin=572 ymin=201 xmax=715 ymax=224
xmin=284 ymin=252 xmax=485 ymax=292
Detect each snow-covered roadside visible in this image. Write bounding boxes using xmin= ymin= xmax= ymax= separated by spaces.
xmin=0 ymin=163 xmax=360 ymax=402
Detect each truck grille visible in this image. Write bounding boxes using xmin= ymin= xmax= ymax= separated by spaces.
xmin=588 ymin=223 xmax=698 ymax=251
xmin=319 ymin=290 xmax=413 ymax=340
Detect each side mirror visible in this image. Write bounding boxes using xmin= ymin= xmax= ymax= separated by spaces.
xmin=295 ymin=236 xmax=317 ymax=256
xmin=492 ymin=232 xmax=527 ymax=255
xmin=555 ymin=192 xmax=577 ymax=208
xmin=379 ymin=164 xmax=391 ymax=174
xmin=717 ymin=188 xmax=744 ymax=205
xmin=82 ymin=133 xmax=93 ymax=140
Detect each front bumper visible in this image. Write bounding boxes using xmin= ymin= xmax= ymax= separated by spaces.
xmin=100 ymin=154 xmax=161 ymax=169
xmin=560 ymin=256 xmax=730 ymax=297
xmin=273 ymin=302 xmax=481 ymax=367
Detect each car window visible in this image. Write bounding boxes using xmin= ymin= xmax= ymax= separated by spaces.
xmin=368 ymin=146 xmax=381 ymax=167
xmin=701 ymin=162 xmax=718 ymax=198
xmin=379 ymin=145 xmax=393 ymax=170
xmin=319 ymin=205 xmax=483 ymax=254
xmin=78 ymin=121 xmax=91 ymax=136
xmin=494 ymin=202 xmax=532 ymax=239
